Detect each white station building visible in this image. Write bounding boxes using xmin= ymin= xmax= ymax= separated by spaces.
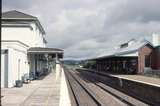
xmin=1 ymin=10 xmax=63 ymax=88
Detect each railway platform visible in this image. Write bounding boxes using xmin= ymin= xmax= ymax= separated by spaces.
xmin=112 ymin=74 xmax=160 ymax=87
xmin=79 ymin=68 xmax=160 ymax=87
xmin=1 ymin=69 xmax=71 ymax=106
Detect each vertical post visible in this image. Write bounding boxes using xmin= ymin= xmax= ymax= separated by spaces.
xmin=56 ymin=53 xmax=61 ymax=80
xmin=47 ymin=54 xmax=49 ymax=71
xmin=44 ymin=53 xmax=49 ymax=73
xmin=18 ymin=59 xmax=20 ymax=80
xmin=34 ymin=54 xmax=36 ymax=77
xmin=56 ymin=53 xmax=59 ymax=63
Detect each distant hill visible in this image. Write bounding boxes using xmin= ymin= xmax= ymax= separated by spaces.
xmin=62 ymin=60 xmax=82 ymax=65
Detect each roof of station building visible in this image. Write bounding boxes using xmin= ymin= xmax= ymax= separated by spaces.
xmin=94 ymin=39 xmax=154 ymax=60
xmin=28 ymin=47 xmax=63 ymax=53
xmin=2 ymin=10 xmax=46 ymax=34
xmin=116 ymin=39 xmax=153 ymax=55
xmin=2 ymin=10 xmax=37 ymax=20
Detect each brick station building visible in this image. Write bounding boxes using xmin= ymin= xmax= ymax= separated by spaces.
xmin=95 ymin=34 xmax=160 ymax=74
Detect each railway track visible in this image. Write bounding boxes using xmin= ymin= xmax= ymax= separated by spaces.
xmin=65 ymin=68 xmax=101 ymax=106
xmin=64 ymin=67 xmax=150 ymax=106
xmin=76 ymin=69 xmax=160 ymax=106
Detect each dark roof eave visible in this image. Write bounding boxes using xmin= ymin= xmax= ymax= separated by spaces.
xmin=2 ymin=17 xmax=36 ymax=20
xmin=86 ymin=54 xmax=116 ymax=61
xmin=27 ymin=51 xmax=63 ymax=54
xmin=95 ymin=55 xmax=116 ymax=60
xmin=27 ymin=47 xmax=64 ymax=54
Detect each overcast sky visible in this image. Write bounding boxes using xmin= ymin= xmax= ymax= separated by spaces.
xmin=2 ymin=0 xmax=160 ymax=60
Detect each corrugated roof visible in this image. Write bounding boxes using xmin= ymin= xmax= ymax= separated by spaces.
xmin=97 ymin=49 xmax=116 ymax=58
xmin=115 ymin=39 xmax=153 ymax=55
xmin=95 ymin=39 xmax=153 ymax=59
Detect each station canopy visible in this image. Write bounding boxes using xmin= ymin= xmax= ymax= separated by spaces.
xmin=27 ymin=47 xmax=63 ymax=58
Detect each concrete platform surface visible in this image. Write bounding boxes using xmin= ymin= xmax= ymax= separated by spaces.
xmin=79 ymin=68 xmax=160 ymax=87
xmin=1 ymin=70 xmax=70 ymax=106
xmin=113 ymin=74 xmax=160 ymax=87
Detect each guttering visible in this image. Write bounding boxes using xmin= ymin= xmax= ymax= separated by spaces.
xmin=2 ymin=23 xmax=33 ymax=30
xmin=27 ymin=51 xmax=63 ymax=54
xmin=2 ymin=40 xmax=29 ymax=47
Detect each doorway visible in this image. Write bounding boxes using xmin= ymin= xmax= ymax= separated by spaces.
xmin=1 ymin=50 xmax=8 ymax=88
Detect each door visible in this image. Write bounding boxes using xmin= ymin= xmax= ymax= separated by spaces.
xmin=1 ymin=50 xmax=8 ymax=88
xmin=144 ymin=55 xmax=151 ymax=72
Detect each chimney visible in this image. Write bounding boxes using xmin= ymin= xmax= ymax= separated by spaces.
xmin=152 ymin=33 xmax=160 ymax=46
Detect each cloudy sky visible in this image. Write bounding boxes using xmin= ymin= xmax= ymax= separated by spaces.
xmin=2 ymin=0 xmax=160 ymax=60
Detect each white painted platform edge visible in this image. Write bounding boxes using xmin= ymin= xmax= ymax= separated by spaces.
xmin=59 ymin=68 xmax=71 ymax=106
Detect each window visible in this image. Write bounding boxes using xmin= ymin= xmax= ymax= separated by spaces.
xmin=120 ymin=43 xmax=128 ymax=48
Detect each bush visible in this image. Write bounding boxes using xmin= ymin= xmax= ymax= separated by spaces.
xmin=83 ymin=60 xmax=96 ymax=69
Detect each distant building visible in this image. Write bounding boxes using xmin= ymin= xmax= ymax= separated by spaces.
xmin=1 ymin=10 xmax=63 ymax=88
xmin=95 ymin=34 xmax=160 ymax=74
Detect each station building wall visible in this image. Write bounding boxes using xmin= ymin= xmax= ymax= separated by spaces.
xmin=2 ymin=23 xmax=46 ymax=48
xmin=1 ymin=42 xmax=29 ymax=87
xmin=1 ymin=21 xmax=46 ymax=88
xmin=95 ymin=44 xmax=160 ymax=74
xmin=138 ymin=44 xmax=153 ymax=74
xmin=151 ymin=46 xmax=160 ymax=70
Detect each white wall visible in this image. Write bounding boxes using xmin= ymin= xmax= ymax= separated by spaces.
xmin=2 ymin=42 xmax=29 ymax=87
xmin=2 ymin=21 xmax=46 ymax=88
xmin=2 ymin=22 xmax=46 ymax=48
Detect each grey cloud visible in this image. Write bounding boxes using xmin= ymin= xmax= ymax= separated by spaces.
xmin=2 ymin=0 xmax=160 ymax=60
xmin=2 ymin=0 xmax=35 ymax=11
xmin=104 ymin=0 xmax=160 ymax=26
